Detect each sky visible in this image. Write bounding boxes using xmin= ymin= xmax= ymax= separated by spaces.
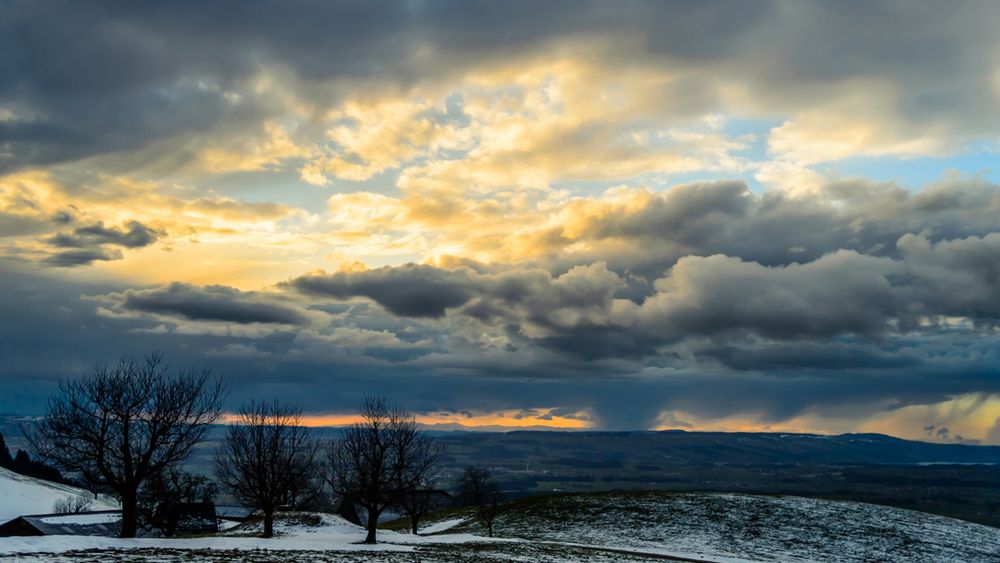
xmin=2 ymin=1 xmax=1000 ymax=443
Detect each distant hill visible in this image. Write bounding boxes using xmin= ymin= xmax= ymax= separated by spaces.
xmin=5 ymin=415 xmax=998 ymax=468
xmin=435 ymin=430 xmax=1000 ymax=468
xmin=424 ymin=491 xmax=1000 ymax=562
xmin=432 ymin=430 xmax=1000 ymax=527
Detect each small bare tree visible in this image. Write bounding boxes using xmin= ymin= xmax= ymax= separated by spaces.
xmin=27 ymin=354 xmax=225 ymax=537
xmin=53 ymin=494 xmax=93 ymax=514
xmin=456 ymin=465 xmax=503 ymax=537
xmin=215 ymin=400 xmax=319 ymax=538
xmin=325 ymin=395 xmax=443 ymax=544
xmin=138 ymin=468 xmax=218 ymax=537
xmin=399 ymin=489 xmax=448 ymax=535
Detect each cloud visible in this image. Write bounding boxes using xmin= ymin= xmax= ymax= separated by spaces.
xmin=36 ymin=219 xmax=162 ymax=267
xmin=293 ymin=326 xmax=433 ymax=352
xmin=2 ymin=265 xmax=999 ymax=436
xmin=42 ymin=247 xmax=123 ymax=267
xmin=552 ymin=178 xmax=1000 ymax=277
xmin=47 ymin=220 xmax=162 ymax=249
xmin=4 ymin=2 xmax=1000 ymax=439
xmin=12 ymin=176 xmax=1000 ymax=434
xmin=286 ymin=265 xmax=479 ymax=318
xmin=282 ymin=200 xmax=1000 ymax=362
xmin=182 ymin=197 xmax=299 ymax=223
xmin=628 ymin=251 xmax=898 ymax=342
xmin=0 ymin=170 xmax=312 ymax=282
xmin=310 ymin=177 xmax=1000 ymax=278
xmin=100 ymin=282 xmax=310 ymax=325
xmin=3 ymin=1 xmax=998 ymax=174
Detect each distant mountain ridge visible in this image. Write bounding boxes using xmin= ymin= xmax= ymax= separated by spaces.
xmin=4 ymin=415 xmax=999 ymax=470
xmin=436 ymin=429 xmax=1000 ymax=467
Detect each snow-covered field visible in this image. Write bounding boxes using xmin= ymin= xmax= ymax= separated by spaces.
xmin=455 ymin=491 xmax=1000 ymax=562
xmin=3 ymin=490 xmax=1000 ymax=562
xmin=0 ymin=512 xmax=541 ymax=563
xmin=0 ymin=467 xmax=118 ymax=522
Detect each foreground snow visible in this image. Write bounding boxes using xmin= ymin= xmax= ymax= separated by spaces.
xmin=0 ymin=512 xmax=498 ymax=558
xmin=37 ymin=513 xmax=120 ymax=525
xmin=0 ymin=467 xmax=118 ymax=522
xmin=419 ymin=518 xmax=466 ymax=534
xmin=4 ymin=492 xmax=1000 ymax=562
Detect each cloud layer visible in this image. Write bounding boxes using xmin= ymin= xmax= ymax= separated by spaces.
xmin=2 ymin=1 xmax=1000 ymax=440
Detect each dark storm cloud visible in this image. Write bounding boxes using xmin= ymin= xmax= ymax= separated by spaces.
xmin=47 ymin=220 xmax=161 ymax=249
xmin=36 ymin=220 xmax=162 ymax=267
xmin=535 ymin=323 xmax=666 ymax=362
xmin=287 ymin=265 xmax=478 ymax=318
xmin=2 ymin=1 xmax=998 ymax=169
xmin=700 ymin=340 xmax=922 ymax=372
xmin=895 ymin=233 xmax=1000 ymax=320
xmin=569 ymin=179 xmax=1000 ymax=281
xmin=42 ymin=247 xmax=123 ymax=267
xmin=633 ymin=251 xmax=900 ymax=342
xmin=104 ymin=282 xmax=310 ymax=325
xmin=2 ymin=265 xmax=999 ymax=433
xmin=290 ymin=254 xmax=867 ymax=360
xmin=281 ymin=176 xmax=1000 ymax=361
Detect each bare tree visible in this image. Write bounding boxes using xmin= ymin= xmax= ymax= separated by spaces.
xmin=325 ymin=395 xmax=443 ymax=544
xmin=456 ymin=465 xmax=503 ymax=537
xmin=138 ymin=468 xmax=218 ymax=537
xmin=215 ymin=400 xmax=319 ymax=538
xmin=53 ymin=494 xmax=93 ymax=514
xmin=399 ymin=489 xmax=449 ymax=535
xmin=27 ymin=354 xmax=225 ymax=537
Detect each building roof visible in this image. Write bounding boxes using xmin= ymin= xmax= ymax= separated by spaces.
xmin=3 ymin=510 xmax=122 ymax=536
xmin=214 ymin=505 xmax=256 ymax=520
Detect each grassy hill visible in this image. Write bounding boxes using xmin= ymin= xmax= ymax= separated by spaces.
xmin=404 ymin=491 xmax=1000 ymax=562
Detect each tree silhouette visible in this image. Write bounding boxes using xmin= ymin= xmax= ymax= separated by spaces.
xmin=216 ymin=400 xmax=319 ymax=538
xmin=0 ymin=431 xmax=13 ymax=469
xmin=456 ymin=465 xmax=503 ymax=537
xmin=27 ymin=354 xmax=225 ymax=537
xmin=325 ymin=395 xmax=443 ymax=544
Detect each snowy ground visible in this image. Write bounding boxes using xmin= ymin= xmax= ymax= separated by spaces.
xmin=3 ymin=492 xmax=1000 ymax=562
xmin=0 ymin=467 xmax=118 ymax=522
xmin=0 ymin=512 xmax=515 ymax=562
xmin=445 ymin=491 xmax=1000 ymax=562
xmin=36 ymin=513 xmax=119 ymax=526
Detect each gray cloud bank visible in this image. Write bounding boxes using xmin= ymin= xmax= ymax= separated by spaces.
xmin=3 ymin=2 xmax=1000 ymax=433
xmin=4 ymin=179 xmax=1000 ymax=431
xmin=103 ymin=283 xmax=310 ymax=326
xmin=41 ymin=220 xmax=162 ymax=266
xmin=288 ymin=179 xmax=1000 ymax=356
xmin=2 ymin=1 xmax=999 ymax=170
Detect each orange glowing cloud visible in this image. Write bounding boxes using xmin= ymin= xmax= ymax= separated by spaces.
xmin=222 ymin=408 xmax=592 ymax=430
xmin=654 ymin=393 xmax=1000 ymax=445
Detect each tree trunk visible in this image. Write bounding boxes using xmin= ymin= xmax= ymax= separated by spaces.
xmin=120 ymin=489 xmax=138 ymax=538
xmin=263 ymin=509 xmax=275 ymax=538
xmin=410 ymin=517 xmax=418 ymax=535
xmin=487 ymin=521 xmax=493 ymax=537
xmin=364 ymin=509 xmax=379 ymax=544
